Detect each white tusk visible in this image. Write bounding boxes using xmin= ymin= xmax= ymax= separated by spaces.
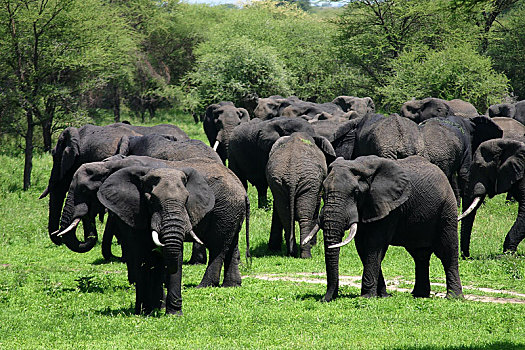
xmin=302 ymin=223 xmax=319 ymax=245
xmin=152 ymin=230 xmax=164 ymax=247
xmin=213 ymin=140 xmax=220 ymax=152
xmin=189 ymin=230 xmax=204 ymax=245
xmin=328 ymin=223 xmax=358 ymax=249
xmin=458 ymin=197 xmax=482 ymax=221
xmin=57 ymin=218 xmax=81 ymax=237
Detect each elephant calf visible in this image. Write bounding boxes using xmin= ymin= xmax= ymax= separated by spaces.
xmin=266 ymin=132 xmax=336 ymax=258
xmin=307 ymin=156 xmax=463 ymax=301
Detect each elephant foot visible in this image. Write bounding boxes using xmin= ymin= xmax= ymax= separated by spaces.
xmin=379 ymin=291 xmax=392 ymax=298
xmin=268 ymin=241 xmax=282 ymax=252
xmin=445 ymin=291 xmax=464 ymax=300
xmin=222 ymin=280 xmax=242 ymax=288
xmin=411 ymin=288 xmax=431 ymax=298
xmin=166 ymin=308 xmax=183 ymax=316
xmin=300 ymin=249 xmax=312 ymax=259
xmin=196 ymin=280 xmax=220 ymax=288
xmin=187 ymin=257 xmax=206 ymax=265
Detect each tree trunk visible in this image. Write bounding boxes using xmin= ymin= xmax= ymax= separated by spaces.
xmin=23 ymin=109 xmax=34 ymax=191
xmin=112 ymin=84 xmax=120 ymax=123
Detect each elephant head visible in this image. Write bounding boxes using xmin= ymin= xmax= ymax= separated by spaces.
xmin=203 ymin=102 xmax=250 ymax=163
xmin=310 ymin=156 xmax=410 ymax=301
xmin=459 ymin=139 xmax=525 ymax=257
xmin=256 ymin=117 xmax=316 ymax=155
xmin=97 ymin=166 xmax=215 ymax=272
xmin=488 ymin=103 xmax=516 ymax=119
xmin=41 ymin=127 xmax=81 ymax=241
xmin=253 ymin=95 xmax=297 ymax=120
xmin=332 ymin=96 xmax=375 ymax=119
xmin=401 ymin=98 xmax=451 ymax=123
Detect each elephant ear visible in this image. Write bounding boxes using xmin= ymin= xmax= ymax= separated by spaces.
xmin=469 ymin=116 xmax=503 ymax=153
xmin=421 ymin=98 xmax=450 ymax=120
xmin=237 ymin=108 xmax=250 ymax=122
xmin=57 ymin=127 xmax=81 ymax=180
xmin=97 ymin=166 xmax=149 ymax=229
xmin=351 ymin=156 xmax=411 ymax=223
xmin=496 ymin=141 xmax=525 ymax=194
xmin=313 ymin=135 xmax=337 ymax=164
xmin=331 ymin=119 xmax=360 ymax=159
xmin=116 ymin=135 xmax=131 ymax=155
xmin=179 ymin=167 xmax=215 ymax=226
xmin=365 ymin=97 xmax=375 ymax=113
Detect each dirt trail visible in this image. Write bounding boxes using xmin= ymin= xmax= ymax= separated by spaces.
xmin=244 ymin=272 xmax=525 ymax=304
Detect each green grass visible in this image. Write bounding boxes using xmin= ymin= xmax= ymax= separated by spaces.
xmin=1 ymin=112 xmax=524 ymax=349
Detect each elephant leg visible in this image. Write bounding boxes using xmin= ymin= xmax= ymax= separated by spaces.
xmin=459 ymin=197 xmax=480 ymax=259
xmin=407 ymin=247 xmax=432 ymax=298
xmin=268 ymin=207 xmax=283 ymax=252
xmin=188 ymin=242 xmax=207 ymax=265
xmin=197 ymin=247 xmax=224 ymax=288
xmin=355 ymin=235 xmax=388 ymax=298
xmin=142 ymin=253 xmax=164 ymax=315
xmin=436 ymin=210 xmax=463 ymax=299
xmin=298 ymin=218 xmax=313 ymax=259
xmin=165 ymin=248 xmax=183 ymax=316
xmin=377 ymin=268 xmax=390 ymax=297
xmin=256 ymin=184 xmax=269 ymax=209
xmin=101 ymin=214 xmax=121 ymax=261
xmin=450 ymin=175 xmax=461 ymax=208
xmin=503 ymin=192 xmax=525 ymax=253
xmin=222 ymin=241 xmax=242 ymax=287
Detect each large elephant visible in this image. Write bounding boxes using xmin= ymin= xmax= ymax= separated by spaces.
xmin=265 ymin=132 xmax=336 ymax=258
xmin=280 ymin=100 xmax=346 ymax=120
xmin=253 ymin=95 xmax=301 ymax=120
xmin=401 ymin=97 xmax=478 ymax=123
xmin=202 ymin=101 xmax=250 ymax=164
xmin=52 ymin=155 xmax=248 ymax=314
xmin=228 ymin=117 xmax=317 ymax=208
xmin=307 ymin=156 xmax=463 ymax=301
xmin=488 ymin=101 xmax=525 ymax=125
xmin=459 ymin=138 xmax=525 ymax=257
xmin=125 ymin=123 xmax=189 ymax=140
xmin=40 ymin=123 xmax=189 ymax=246
xmin=331 ymin=113 xmax=425 ymax=161
xmin=331 ymin=96 xmax=375 ymax=119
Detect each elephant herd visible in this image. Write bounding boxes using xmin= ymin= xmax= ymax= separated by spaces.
xmin=42 ymin=95 xmax=525 ymax=315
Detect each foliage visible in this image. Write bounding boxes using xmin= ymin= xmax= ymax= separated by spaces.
xmin=379 ymin=43 xmax=509 ymax=111
xmin=487 ymin=3 xmax=525 ymax=99
xmin=1 ymin=112 xmax=525 ymax=349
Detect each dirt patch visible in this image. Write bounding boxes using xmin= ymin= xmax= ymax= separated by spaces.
xmin=244 ymin=272 xmax=525 ymax=304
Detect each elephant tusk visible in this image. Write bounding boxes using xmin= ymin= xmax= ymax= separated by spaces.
xmin=301 ymin=223 xmax=319 ymax=245
xmin=189 ymin=230 xmax=204 ymax=245
xmin=458 ymin=197 xmax=482 ymax=221
xmin=328 ymin=223 xmax=357 ymax=249
xmin=56 ymin=218 xmax=81 ymax=237
xmin=39 ymin=186 xmax=50 ymax=199
xmin=152 ymin=230 xmax=165 ymax=247
xmin=213 ymin=140 xmax=220 ymax=152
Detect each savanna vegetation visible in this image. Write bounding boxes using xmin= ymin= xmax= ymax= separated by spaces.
xmin=1 ymin=0 xmax=525 ymax=348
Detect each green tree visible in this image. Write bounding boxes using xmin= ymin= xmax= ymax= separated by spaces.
xmin=378 ymin=43 xmax=509 ymax=111
xmin=0 ymin=0 xmax=136 ymax=189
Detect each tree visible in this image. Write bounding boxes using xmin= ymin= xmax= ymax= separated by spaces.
xmin=0 ymin=0 xmax=136 ymax=190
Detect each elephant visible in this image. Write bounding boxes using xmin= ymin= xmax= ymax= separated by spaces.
xmin=125 ymin=123 xmax=189 ymax=141
xmin=265 ymin=132 xmax=336 ymax=258
xmin=459 ymin=138 xmax=525 ymax=257
xmin=51 ymin=155 xmax=248 ymax=314
xmin=280 ymin=100 xmax=346 ymax=120
xmin=331 ymin=113 xmax=425 ymax=161
xmin=491 ymin=117 xmax=525 ymax=139
xmin=401 ymin=97 xmax=478 ymax=123
xmin=40 ymin=122 xmax=189 ymax=248
xmin=488 ymin=101 xmax=525 ymax=125
xmin=306 ymin=156 xmax=463 ymax=301
xmin=253 ymin=95 xmax=301 ymax=120
xmin=117 ymin=134 xmax=221 ymax=163
xmin=228 ymin=117 xmax=317 ymax=208
xmin=331 ymin=96 xmax=375 ymax=119
xmin=202 ymin=101 xmax=250 ymax=164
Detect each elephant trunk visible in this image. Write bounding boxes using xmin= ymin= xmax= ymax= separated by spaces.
xmin=47 ymin=183 xmax=69 ymax=243
xmin=323 ymin=228 xmax=342 ymax=302
xmin=156 ymin=206 xmax=190 ymax=274
xmin=61 ymin=217 xmax=98 ymax=253
xmin=459 ymin=194 xmax=485 ymax=258
xmin=162 ymin=232 xmax=185 ymax=274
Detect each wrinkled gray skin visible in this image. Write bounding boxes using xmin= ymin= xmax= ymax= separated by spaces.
xmin=488 ymin=101 xmax=525 ymax=125
xmin=331 ymin=113 xmax=425 ymax=161
xmin=228 ymin=117 xmax=317 ymax=208
xmin=253 ymin=95 xmax=301 ymax=120
xmin=419 ymin=115 xmax=503 ymax=204
xmin=202 ymin=101 xmax=250 ymax=164
xmin=320 ymin=156 xmax=463 ymax=301
xmin=401 ymin=98 xmax=478 ymax=123
xmin=459 ymin=138 xmax=525 ymax=258
xmin=54 ymin=155 xmax=247 ymax=315
xmin=125 ymin=124 xmax=189 ymax=141
xmin=280 ymin=100 xmax=346 ymax=119
xmin=492 ymin=117 xmax=525 ymax=139
xmin=332 ymin=96 xmax=375 ymax=119
xmin=114 ymin=134 xmax=221 ymax=264
xmin=41 ymin=123 xmax=189 ymax=251
xmin=265 ymin=132 xmax=336 ymax=258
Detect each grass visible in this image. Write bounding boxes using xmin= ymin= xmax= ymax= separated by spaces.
xmin=1 ymin=111 xmax=524 ymax=349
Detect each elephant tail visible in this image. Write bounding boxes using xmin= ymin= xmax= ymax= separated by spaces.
xmin=289 ymin=185 xmax=296 ymax=254
xmin=245 ymin=194 xmax=251 ymax=265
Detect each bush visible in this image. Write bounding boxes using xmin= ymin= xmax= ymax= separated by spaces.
xmin=378 ymin=43 xmax=510 ymax=112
